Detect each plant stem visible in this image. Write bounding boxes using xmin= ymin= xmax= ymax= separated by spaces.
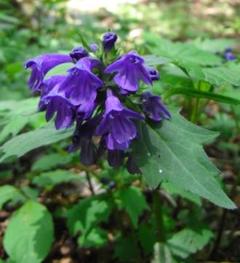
xmin=86 ymin=172 xmax=95 ymax=195
xmin=153 ymin=190 xmax=166 ymax=242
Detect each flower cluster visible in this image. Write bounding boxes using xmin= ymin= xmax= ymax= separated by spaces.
xmin=25 ymin=32 xmax=171 ymax=172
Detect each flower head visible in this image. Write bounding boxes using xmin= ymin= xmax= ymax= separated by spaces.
xmin=96 ymin=90 xmax=143 ymax=150
xmin=25 ymin=54 xmax=71 ymax=92
xmin=141 ymin=92 xmax=171 ymax=122
xmin=102 ymin=32 xmax=118 ymax=51
xmin=70 ymin=46 xmax=89 ymax=62
xmin=105 ymin=51 xmax=152 ymax=93
xmin=59 ymin=57 xmax=103 ymax=105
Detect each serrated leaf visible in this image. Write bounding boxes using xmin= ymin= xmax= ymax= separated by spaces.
xmin=0 ymin=185 xmax=25 ymax=209
xmin=0 ymin=125 xmax=73 ymax=163
xmin=167 ymin=228 xmax=213 ymax=259
xmin=78 ymin=228 xmax=108 ymax=248
xmin=3 ymin=201 xmax=54 ymax=263
xmin=133 ymin=112 xmax=236 ymax=209
xmin=32 ymin=169 xmax=83 ymax=189
xmin=115 ymin=186 xmax=149 ymax=227
xmin=144 ymin=33 xmax=222 ymax=66
xmin=67 ymin=196 xmax=110 ymax=236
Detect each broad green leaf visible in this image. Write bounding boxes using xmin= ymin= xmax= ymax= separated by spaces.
xmin=0 ymin=116 xmax=29 ymax=143
xmin=167 ymin=228 xmax=213 ymax=259
xmin=144 ymin=33 xmax=222 ymax=66
xmin=78 ymin=228 xmax=108 ymax=248
xmin=32 ymin=153 xmax=73 ymax=171
xmin=3 ymin=201 xmax=54 ymax=263
xmin=192 ymin=38 xmax=236 ymax=53
xmin=144 ymin=55 xmax=170 ymax=66
xmin=181 ymin=63 xmax=240 ymax=87
xmin=0 ymin=185 xmax=25 ymax=209
xmin=0 ymin=125 xmax=73 ymax=163
xmin=133 ymin=112 xmax=236 ymax=209
xmin=67 ymin=196 xmax=110 ymax=236
xmin=33 ymin=169 xmax=83 ymax=189
xmin=162 ymin=182 xmax=201 ymax=206
xmin=115 ymin=186 xmax=149 ymax=227
xmin=165 ymin=87 xmax=240 ymax=105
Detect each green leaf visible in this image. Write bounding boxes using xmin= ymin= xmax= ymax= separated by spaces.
xmin=33 ymin=169 xmax=83 ymax=189
xmin=3 ymin=201 xmax=54 ymax=263
xmin=0 ymin=125 xmax=73 ymax=163
xmin=78 ymin=228 xmax=108 ymax=248
xmin=46 ymin=63 xmax=72 ymax=77
xmin=0 ymin=116 xmax=29 ymax=144
xmin=67 ymin=196 xmax=110 ymax=236
xmin=167 ymin=228 xmax=213 ymax=259
xmin=0 ymin=185 xmax=25 ymax=209
xmin=165 ymin=87 xmax=240 ymax=105
xmin=191 ymin=38 xmax=236 ymax=53
xmin=144 ymin=33 xmax=222 ymax=66
xmin=133 ymin=112 xmax=236 ymax=209
xmin=162 ymin=181 xmax=201 ymax=206
xmin=115 ymin=186 xmax=149 ymax=227
xmin=151 ymin=243 xmax=176 ymax=263
xmin=114 ymin=235 xmax=140 ymax=263
xmin=32 ymin=153 xmax=72 ymax=171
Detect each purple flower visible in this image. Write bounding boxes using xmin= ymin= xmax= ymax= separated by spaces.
xmin=77 ymin=100 xmax=96 ymax=120
xmin=69 ymin=118 xmax=99 ymax=165
xmin=96 ymin=90 xmax=144 ymax=150
xmin=102 ymin=32 xmax=118 ymax=51
xmin=39 ymin=79 xmax=75 ymax=130
xmin=89 ymin=43 xmax=99 ymax=53
xmin=25 ymin=54 xmax=71 ymax=92
xmin=147 ymin=67 xmax=160 ymax=81
xmin=59 ymin=57 xmax=103 ymax=105
xmin=70 ymin=46 xmax=89 ymax=62
xmin=105 ymin=51 xmax=152 ymax=93
xmin=141 ymin=92 xmax=171 ymax=122
xmin=224 ymin=48 xmax=236 ymax=61
xmin=40 ymin=75 xmax=66 ymax=96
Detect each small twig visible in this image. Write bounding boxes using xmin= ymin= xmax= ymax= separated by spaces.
xmin=86 ymin=172 xmax=95 ymax=195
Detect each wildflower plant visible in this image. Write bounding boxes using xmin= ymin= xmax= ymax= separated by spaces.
xmin=25 ymin=32 xmax=171 ymax=172
xmin=0 ymin=32 xmax=239 ymax=263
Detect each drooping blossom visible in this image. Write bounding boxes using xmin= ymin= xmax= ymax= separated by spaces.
xmin=102 ymin=32 xmax=118 ymax=51
xmin=70 ymin=46 xmax=89 ymax=62
xmin=147 ymin=67 xmax=160 ymax=81
xmin=25 ymin=54 xmax=71 ymax=92
xmin=96 ymin=90 xmax=144 ymax=150
xmin=69 ymin=118 xmax=99 ymax=165
xmin=40 ymin=91 xmax=75 ymax=130
xmin=105 ymin=51 xmax=152 ymax=93
xmin=141 ymin=92 xmax=171 ymax=122
xmin=59 ymin=57 xmax=103 ymax=105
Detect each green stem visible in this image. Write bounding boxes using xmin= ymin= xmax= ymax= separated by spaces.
xmin=153 ymin=190 xmax=166 ymax=242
